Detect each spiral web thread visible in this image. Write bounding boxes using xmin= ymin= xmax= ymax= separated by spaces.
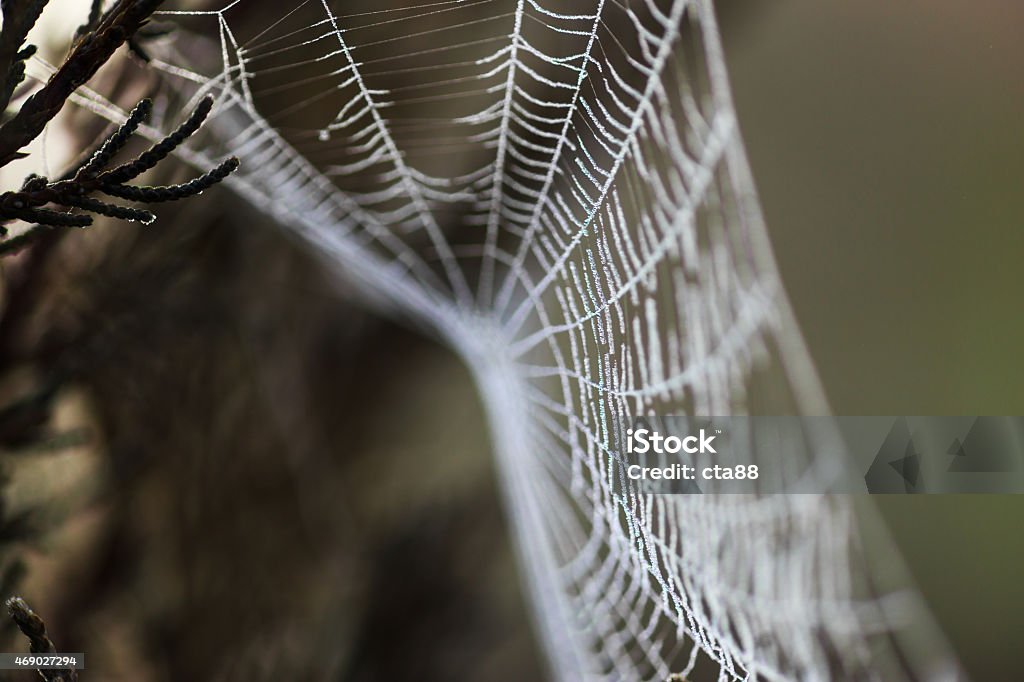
xmin=61 ymin=0 xmax=964 ymax=679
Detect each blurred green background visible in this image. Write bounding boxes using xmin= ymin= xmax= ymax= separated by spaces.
xmin=721 ymin=1 xmax=1024 ymax=678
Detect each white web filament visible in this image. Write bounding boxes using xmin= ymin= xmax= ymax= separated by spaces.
xmin=66 ymin=0 xmax=967 ymax=679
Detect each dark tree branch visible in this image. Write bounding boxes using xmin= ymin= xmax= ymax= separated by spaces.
xmin=77 ymin=0 xmax=105 ymax=38
xmin=5 ymin=597 xmax=78 ymax=682
xmin=0 ymin=95 xmax=238 ymax=239
xmin=0 ymin=0 xmax=240 ymax=253
xmin=0 ymin=0 xmax=49 ymax=115
xmin=0 ymin=0 xmax=164 ymax=167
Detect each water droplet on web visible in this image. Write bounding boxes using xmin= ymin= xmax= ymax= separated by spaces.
xmin=318 ymin=129 xmax=331 ymax=142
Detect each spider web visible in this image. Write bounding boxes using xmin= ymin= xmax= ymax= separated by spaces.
xmin=67 ymin=0 xmax=963 ymax=679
